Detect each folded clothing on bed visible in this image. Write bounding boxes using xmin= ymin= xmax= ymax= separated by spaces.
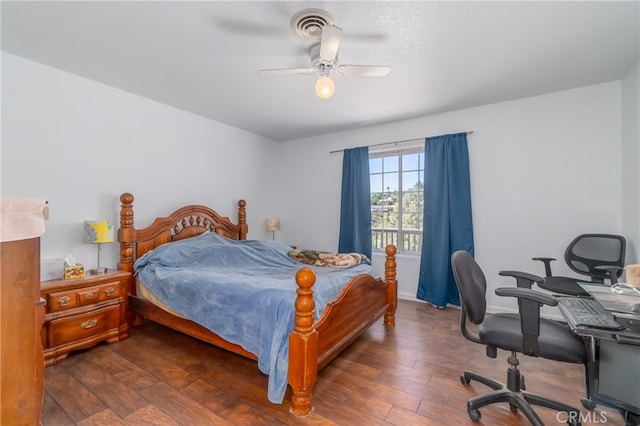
xmin=287 ymin=248 xmax=370 ymax=268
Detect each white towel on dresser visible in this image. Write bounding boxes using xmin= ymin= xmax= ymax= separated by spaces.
xmin=0 ymin=198 xmax=47 ymax=242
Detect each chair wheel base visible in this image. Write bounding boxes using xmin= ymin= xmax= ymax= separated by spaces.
xmin=462 ymin=368 xmax=582 ymax=426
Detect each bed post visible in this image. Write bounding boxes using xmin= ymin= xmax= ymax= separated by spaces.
xmin=118 ymin=193 xmax=135 ymax=277
xmin=237 ymin=199 xmax=248 ymax=240
xmin=118 ymin=193 xmax=143 ymax=326
xmin=384 ymin=245 xmax=397 ymax=327
xmin=288 ymin=268 xmax=318 ymax=417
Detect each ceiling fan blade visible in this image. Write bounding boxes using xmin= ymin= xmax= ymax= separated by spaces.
xmin=258 ymin=67 xmax=316 ymax=76
xmin=320 ymin=25 xmax=342 ymax=62
xmin=335 ymin=65 xmax=391 ymax=77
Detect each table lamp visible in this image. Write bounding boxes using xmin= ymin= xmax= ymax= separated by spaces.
xmin=265 ymin=217 xmax=280 ymax=240
xmin=84 ymin=220 xmax=113 ymax=274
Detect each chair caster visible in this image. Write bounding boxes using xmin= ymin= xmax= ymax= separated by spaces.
xmin=581 ymin=398 xmax=596 ymax=410
xmin=460 ymin=375 xmax=470 ymax=385
xmin=468 ymin=409 xmax=481 ymax=422
xmin=568 ymin=418 xmax=581 ymax=426
xmin=624 ymin=409 xmax=639 ymax=426
xmin=509 ymin=402 xmax=518 ymax=413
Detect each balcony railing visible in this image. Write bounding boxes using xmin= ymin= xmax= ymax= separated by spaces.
xmin=372 ymin=228 xmax=422 ymax=253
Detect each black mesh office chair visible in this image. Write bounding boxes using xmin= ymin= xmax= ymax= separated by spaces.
xmin=533 ymin=234 xmax=626 ymax=296
xmin=451 ymin=250 xmax=588 ymax=426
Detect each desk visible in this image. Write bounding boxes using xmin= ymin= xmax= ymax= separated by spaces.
xmin=558 ymin=300 xmax=640 ymax=426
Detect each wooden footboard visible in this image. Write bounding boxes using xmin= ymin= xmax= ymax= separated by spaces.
xmin=288 ymin=245 xmax=397 ymax=416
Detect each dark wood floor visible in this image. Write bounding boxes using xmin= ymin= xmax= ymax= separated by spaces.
xmin=42 ymin=299 xmax=625 ymax=425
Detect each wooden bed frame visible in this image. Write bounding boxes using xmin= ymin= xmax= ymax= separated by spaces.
xmin=117 ymin=192 xmax=397 ymax=416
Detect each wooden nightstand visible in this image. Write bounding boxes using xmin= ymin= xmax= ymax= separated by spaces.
xmin=40 ymin=269 xmax=130 ymax=366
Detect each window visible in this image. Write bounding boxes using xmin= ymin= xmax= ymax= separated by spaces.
xmin=370 ymin=147 xmax=424 ymax=254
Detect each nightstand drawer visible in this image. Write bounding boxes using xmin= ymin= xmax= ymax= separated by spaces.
xmin=77 ymin=288 xmax=99 ymax=304
xmin=47 ymin=304 xmax=120 ymax=347
xmin=94 ymin=281 xmax=121 ymax=301
xmin=41 ymin=269 xmax=130 ymax=365
xmin=47 ymin=280 xmax=122 ymax=312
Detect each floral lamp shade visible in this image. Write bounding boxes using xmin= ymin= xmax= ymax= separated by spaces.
xmin=84 ymin=220 xmax=113 ymax=274
xmin=265 ymin=217 xmax=280 ymax=232
xmin=84 ymin=220 xmax=114 ymax=244
xmin=266 ymin=217 xmax=280 ymax=240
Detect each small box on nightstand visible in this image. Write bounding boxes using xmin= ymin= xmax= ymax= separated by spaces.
xmin=63 ymin=263 xmax=85 ymax=279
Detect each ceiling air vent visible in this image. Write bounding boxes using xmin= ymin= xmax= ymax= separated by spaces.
xmin=290 ymin=9 xmax=335 ymax=40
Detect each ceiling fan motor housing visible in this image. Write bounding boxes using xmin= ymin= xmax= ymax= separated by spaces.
xmin=310 ymin=43 xmax=337 ymax=70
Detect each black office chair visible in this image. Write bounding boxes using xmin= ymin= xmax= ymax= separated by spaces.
xmin=533 ymin=234 xmax=626 ymax=296
xmin=451 ymin=250 xmax=588 ymax=426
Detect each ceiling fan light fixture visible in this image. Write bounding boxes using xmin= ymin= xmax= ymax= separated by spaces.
xmin=315 ymin=75 xmax=335 ymax=99
xmin=258 ymin=9 xmax=390 ymax=98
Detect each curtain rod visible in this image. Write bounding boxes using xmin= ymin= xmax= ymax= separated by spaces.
xmin=329 ymin=130 xmax=474 ymax=154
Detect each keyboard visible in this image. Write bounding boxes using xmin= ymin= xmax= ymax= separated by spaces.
xmin=558 ymin=297 xmax=625 ymax=330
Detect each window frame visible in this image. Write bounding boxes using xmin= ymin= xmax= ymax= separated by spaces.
xmin=369 ymin=145 xmax=425 ymax=255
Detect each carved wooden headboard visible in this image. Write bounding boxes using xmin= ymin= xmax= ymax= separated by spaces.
xmin=117 ymin=192 xmax=248 ymax=277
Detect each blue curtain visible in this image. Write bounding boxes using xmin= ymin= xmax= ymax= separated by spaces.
xmin=338 ymin=146 xmax=372 ymax=259
xmin=417 ymin=133 xmax=474 ymax=307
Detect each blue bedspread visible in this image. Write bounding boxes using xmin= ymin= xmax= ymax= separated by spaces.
xmin=134 ymin=232 xmax=374 ymax=403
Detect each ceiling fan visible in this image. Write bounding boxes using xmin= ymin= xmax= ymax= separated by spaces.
xmin=258 ymin=9 xmax=391 ymax=99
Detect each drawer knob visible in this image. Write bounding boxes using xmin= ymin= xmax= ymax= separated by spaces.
xmin=58 ymin=296 xmax=71 ymax=307
xmin=105 ymin=287 xmax=115 ymax=297
xmin=81 ymin=319 xmax=98 ymax=329
xmin=85 ymin=293 xmax=93 ymax=300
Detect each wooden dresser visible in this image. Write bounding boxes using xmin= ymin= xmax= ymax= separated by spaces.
xmin=40 ymin=270 xmax=130 ymax=365
xmin=0 ymin=200 xmax=47 ymax=425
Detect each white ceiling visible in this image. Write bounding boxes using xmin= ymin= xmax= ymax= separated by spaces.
xmin=2 ymin=1 xmax=639 ymax=142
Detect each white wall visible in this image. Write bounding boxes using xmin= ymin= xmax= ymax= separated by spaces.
xmin=1 ymin=53 xmax=279 ymax=270
xmin=621 ymin=59 xmax=640 ymax=264
xmin=274 ymin=82 xmax=626 ymax=312
xmin=3 ymin=51 xmax=636 ymax=314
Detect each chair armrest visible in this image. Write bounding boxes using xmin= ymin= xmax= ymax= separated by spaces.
xmin=532 ymin=257 xmax=555 ymax=276
xmin=495 ymin=287 xmax=559 ymax=306
xmin=495 ymin=286 xmax=558 ymax=356
xmin=595 ymin=265 xmax=624 ymax=284
xmin=499 ymin=270 xmax=545 ymax=289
